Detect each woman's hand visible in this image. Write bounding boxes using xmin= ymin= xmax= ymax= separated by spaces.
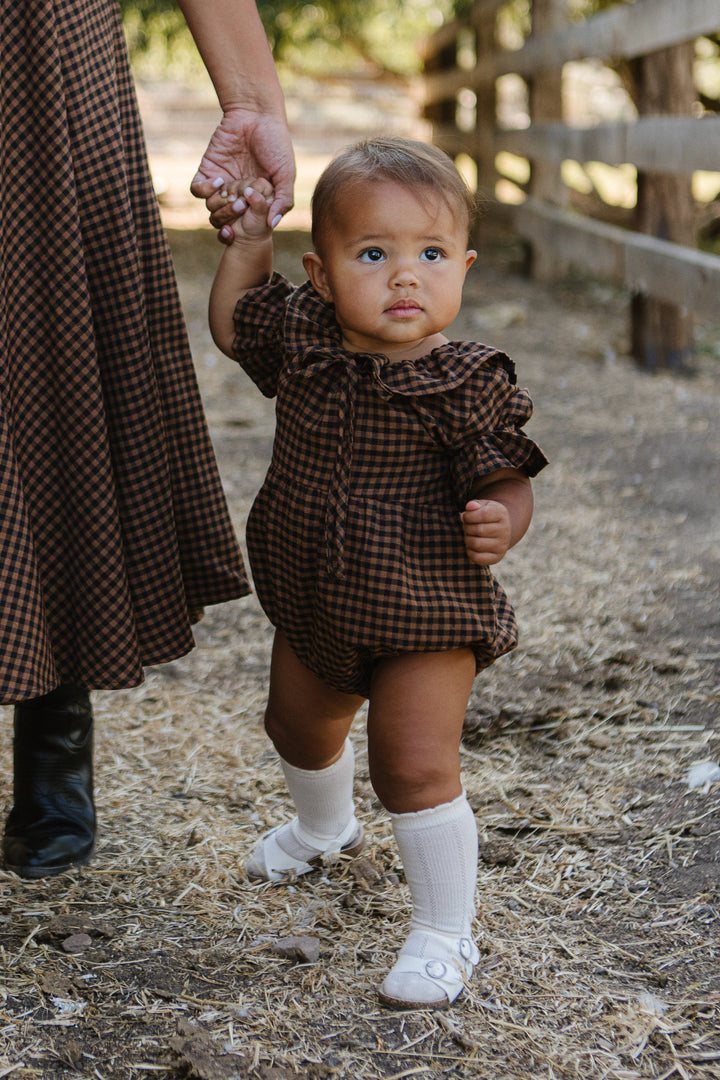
xmin=191 ymin=107 xmax=295 ymax=231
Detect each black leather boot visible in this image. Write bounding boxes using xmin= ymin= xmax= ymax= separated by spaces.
xmin=3 ymin=684 xmax=96 ymax=878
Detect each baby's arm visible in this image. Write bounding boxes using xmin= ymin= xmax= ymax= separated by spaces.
xmin=461 ymin=467 xmax=533 ymax=566
xmin=209 ymin=178 xmax=275 ymax=358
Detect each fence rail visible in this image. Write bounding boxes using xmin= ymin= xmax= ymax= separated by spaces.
xmin=422 ymin=0 xmax=720 ymax=368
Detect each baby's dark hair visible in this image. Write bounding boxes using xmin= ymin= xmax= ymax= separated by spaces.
xmin=311 ymin=136 xmax=477 ymax=251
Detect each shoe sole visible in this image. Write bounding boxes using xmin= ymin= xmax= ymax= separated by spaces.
xmin=377 ymin=988 xmax=452 ymax=1011
xmin=246 ymin=830 xmax=365 ymax=883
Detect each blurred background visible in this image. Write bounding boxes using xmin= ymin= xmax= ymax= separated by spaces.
xmin=123 ymin=0 xmax=445 ymax=228
xmin=121 ymin=0 xmax=720 ymax=249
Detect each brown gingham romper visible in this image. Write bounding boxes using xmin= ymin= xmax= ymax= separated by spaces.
xmin=0 ymin=0 xmax=250 ymax=703
xmin=233 ymin=275 xmax=548 ymax=698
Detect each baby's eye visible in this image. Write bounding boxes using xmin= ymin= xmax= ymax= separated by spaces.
xmin=421 ymin=247 xmax=444 ymax=262
xmin=358 ymin=247 xmax=385 ymax=263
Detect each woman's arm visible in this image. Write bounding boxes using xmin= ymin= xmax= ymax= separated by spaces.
xmin=178 ymin=0 xmax=295 ymax=226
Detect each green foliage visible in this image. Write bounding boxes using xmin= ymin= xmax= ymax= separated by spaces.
xmin=119 ymin=0 xmax=203 ymax=79
xmin=267 ymin=0 xmax=455 ymax=76
xmin=119 ymin=0 xmax=454 ymax=78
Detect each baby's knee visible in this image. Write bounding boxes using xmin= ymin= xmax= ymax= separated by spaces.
xmin=370 ymin=755 xmax=459 ymax=814
xmin=263 ymin=704 xmax=289 ymax=750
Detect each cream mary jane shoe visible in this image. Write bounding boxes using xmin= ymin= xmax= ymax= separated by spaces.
xmin=245 ymin=816 xmax=364 ymax=882
xmin=378 ymin=933 xmax=480 ymax=1010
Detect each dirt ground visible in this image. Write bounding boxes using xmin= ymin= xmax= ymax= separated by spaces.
xmin=1 ymin=82 xmax=720 ymax=1080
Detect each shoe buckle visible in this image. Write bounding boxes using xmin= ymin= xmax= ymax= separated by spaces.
xmin=459 ymin=937 xmax=474 ymax=961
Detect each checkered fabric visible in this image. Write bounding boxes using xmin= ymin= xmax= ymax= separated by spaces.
xmin=0 ymin=0 xmax=249 ymax=703
xmin=233 ymin=274 xmax=548 ymax=697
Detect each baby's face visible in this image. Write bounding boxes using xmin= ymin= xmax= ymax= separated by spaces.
xmin=303 ymin=180 xmax=476 ymax=361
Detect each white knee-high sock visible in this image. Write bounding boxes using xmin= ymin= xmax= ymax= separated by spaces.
xmin=278 ymin=738 xmax=357 ymax=852
xmin=390 ymin=793 xmax=478 ymax=952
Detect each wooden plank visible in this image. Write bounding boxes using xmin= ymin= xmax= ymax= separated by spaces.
xmin=497 ymin=123 xmax=624 ymax=167
xmin=423 ymin=66 xmax=474 ymax=108
xmin=626 ymin=116 xmax=720 ymax=173
xmin=422 ymin=0 xmax=504 ymax=60
xmin=496 ymin=116 xmax=720 ymax=173
xmin=424 ymin=0 xmax=720 ymax=101
xmin=422 ymin=17 xmax=468 ymax=58
xmin=495 ymin=0 xmax=720 ymax=75
xmin=430 ymin=128 xmax=479 ymax=157
xmin=475 ymin=16 xmax=500 ymax=197
xmin=513 ymin=198 xmax=720 ymax=314
xmin=468 ymin=0 xmax=510 ymax=30
xmin=514 ymin=200 xmax=626 ymax=280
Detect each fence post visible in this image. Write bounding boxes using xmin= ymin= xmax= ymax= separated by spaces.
xmin=424 ymin=37 xmax=458 ymax=135
xmin=527 ymin=0 xmax=568 ymax=280
xmin=473 ymin=9 xmax=498 ymax=215
xmin=630 ymin=44 xmax=696 ymax=370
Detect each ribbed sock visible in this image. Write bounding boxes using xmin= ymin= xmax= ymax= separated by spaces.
xmin=274 ymin=739 xmax=358 ymax=858
xmin=389 ymin=792 xmax=478 ymax=954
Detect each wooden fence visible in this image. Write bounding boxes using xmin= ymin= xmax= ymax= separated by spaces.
xmin=422 ymin=0 xmax=720 ymax=368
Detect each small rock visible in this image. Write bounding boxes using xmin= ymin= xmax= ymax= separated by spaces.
xmin=39 ymin=915 xmax=115 ymax=943
xmin=478 ymin=839 xmax=517 ymax=867
xmin=61 ymin=933 xmax=92 ymax=954
xmin=347 ymin=856 xmax=381 ymax=888
xmin=272 ymin=935 xmax=321 ymax=963
xmin=56 ymin=1038 xmax=84 ymax=1068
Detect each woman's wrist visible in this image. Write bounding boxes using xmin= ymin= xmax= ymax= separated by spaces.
xmin=177 ymin=0 xmax=286 ymax=115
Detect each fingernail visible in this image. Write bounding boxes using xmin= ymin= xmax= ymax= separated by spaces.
xmin=244 ymin=186 xmax=255 ymax=198
xmin=220 ymin=226 xmax=233 ymax=241
xmin=232 ymin=198 xmax=246 ymax=212
xmin=271 ymin=214 xmax=283 ymax=229
xmin=212 ymin=177 xmax=224 ymax=189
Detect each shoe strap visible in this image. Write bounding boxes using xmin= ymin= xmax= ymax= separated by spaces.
xmin=293 ymin=814 xmax=360 ymax=854
xmin=386 ymin=942 xmax=475 ymax=1003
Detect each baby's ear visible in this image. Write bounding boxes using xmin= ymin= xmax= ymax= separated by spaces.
xmin=302 ymin=252 xmax=333 ymax=302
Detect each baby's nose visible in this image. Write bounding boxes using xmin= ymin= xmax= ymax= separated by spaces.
xmin=390 ymin=260 xmax=419 ymax=285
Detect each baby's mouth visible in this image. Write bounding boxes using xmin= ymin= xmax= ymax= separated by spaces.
xmin=387 ymin=299 xmax=421 ymax=313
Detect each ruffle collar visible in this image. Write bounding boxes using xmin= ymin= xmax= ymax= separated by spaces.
xmin=284 ymin=280 xmax=514 ymax=395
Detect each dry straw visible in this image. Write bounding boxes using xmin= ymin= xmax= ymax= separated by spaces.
xmin=0 ymin=230 xmax=718 ymax=1079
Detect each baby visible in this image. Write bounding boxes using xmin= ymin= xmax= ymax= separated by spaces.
xmin=209 ymin=137 xmax=547 ymax=1010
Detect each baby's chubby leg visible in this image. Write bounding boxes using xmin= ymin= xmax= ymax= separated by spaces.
xmin=366 ymin=649 xmax=474 ymax=813
xmin=245 ymin=631 xmax=365 ymax=882
xmin=367 ymin=650 xmax=481 ymax=1010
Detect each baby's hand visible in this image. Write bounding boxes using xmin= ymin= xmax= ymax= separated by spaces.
xmin=217 ymin=178 xmax=275 ymax=245
xmin=461 ymin=499 xmax=512 ymax=566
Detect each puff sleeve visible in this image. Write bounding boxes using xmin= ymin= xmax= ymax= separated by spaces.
xmin=231 ymin=272 xmax=296 ymax=398
xmin=448 ymin=353 xmax=548 ymax=506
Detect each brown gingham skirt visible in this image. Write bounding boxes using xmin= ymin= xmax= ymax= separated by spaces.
xmin=0 ymin=0 xmax=250 ymax=703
